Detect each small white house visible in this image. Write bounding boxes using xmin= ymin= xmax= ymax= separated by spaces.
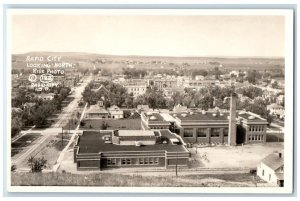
xmin=257 ymin=151 xmax=284 ymax=187
xmin=267 ymin=103 xmax=284 ymax=118
xmin=108 ymin=105 xmax=124 ymax=119
xmin=173 ymin=104 xmax=187 ymax=113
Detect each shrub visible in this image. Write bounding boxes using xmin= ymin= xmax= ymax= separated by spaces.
xmin=80 ymin=121 xmax=86 ymax=126
xmin=28 ymin=156 xmax=47 ymax=173
xmin=11 ymin=165 xmax=17 ymax=172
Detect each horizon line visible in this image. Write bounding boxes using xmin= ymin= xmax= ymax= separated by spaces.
xmin=12 ymin=51 xmax=285 ymax=60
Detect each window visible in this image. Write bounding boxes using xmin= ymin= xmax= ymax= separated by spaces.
xmin=144 ymin=158 xmax=149 ymax=165
xmin=184 ymin=129 xmax=193 ymax=137
xmin=280 ymin=166 xmax=284 ymax=172
xmin=155 ymin=158 xmax=159 ymax=164
xmin=122 ymin=159 xmax=126 ymax=165
xmin=211 ymin=128 xmax=220 ymax=137
xmin=249 ymin=135 xmax=252 ymax=141
xmin=107 ymin=159 xmax=112 ymax=165
xmin=111 ymin=158 xmax=116 ymax=165
xmin=197 ymin=128 xmax=207 ymax=137
xmin=139 ymin=158 xmax=144 ymax=165
xmin=127 ymin=159 xmax=131 ymax=165
xmin=262 ymin=169 xmax=264 ymax=176
xmin=223 ymin=128 xmax=229 ymax=137
xmin=149 ymin=158 xmax=154 ymax=165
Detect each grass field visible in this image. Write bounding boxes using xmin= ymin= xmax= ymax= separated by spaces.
xmin=32 ymin=132 xmax=73 ymax=169
xmin=11 ymin=133 xmax=41 ymax=157
xmin=80 ymin=119 xmax=141 ymax=130
xmin=11 ymin=172 xmax=271 ymax=187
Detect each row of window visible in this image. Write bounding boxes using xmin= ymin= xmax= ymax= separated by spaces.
xmin=248 ymin=135 xmax=264 ymax=141
xmin=106 ymin=157 xmax=160 ymax=166
xmin=129 ymin=88 xmax=146 ymax=92
xmin=249 ymin=126 xmax=265 ymax=132
xmin=150 ymin=126 xmax=169 ymax=129
xmin=183 ymin=128 xmax=229 ymax=138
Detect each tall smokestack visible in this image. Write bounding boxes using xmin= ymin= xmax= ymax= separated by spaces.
xmin=228 ymin=93 xmax=237 ymax=146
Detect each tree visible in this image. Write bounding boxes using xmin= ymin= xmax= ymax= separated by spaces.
xmin=199 ymin=95 xmax=214 ymax=111
xmin=134 ymin=88 xmax=167 ymax=109
xmin=213 ymin=67 xmax=222 ymax=80
xmin=247 ymin=70 xmax=262 ymax=84
xmin=31 ymin=103 xmax=54 ymax=127
xmin=271 ymin=81 xmax=279 ymax=89
xmin=266 ymin=113 xmax=274 ymax=126
xmin=242 ymin=98 xmax=268 ymax=119
xmin=28 ymin=156 xmax=47 ymax=173
xmin=191 ymin=69 xmax=208 ymax=78
xmin=239 ymin=86 xmax=263 ymax=99
xmin=101 ymin=121 xmax=108 ymax=130
xmin=125 ymin=93 xmax=134 ymax=108
xmin=11 ymin=112 xmax=23 ymax=137
xmin=11 ymin=164 xmax=17 ymax=172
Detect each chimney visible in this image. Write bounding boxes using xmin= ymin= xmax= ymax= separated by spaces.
xmin=228 ymin=93 xmax=237 ymax=146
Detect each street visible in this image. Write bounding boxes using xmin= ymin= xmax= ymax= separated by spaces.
xmin=11 ymin=75 xmax=92 ymax=169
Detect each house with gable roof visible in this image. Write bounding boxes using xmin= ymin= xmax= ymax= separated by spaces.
xmin=257 ymin=151 xmax=284 ymax=187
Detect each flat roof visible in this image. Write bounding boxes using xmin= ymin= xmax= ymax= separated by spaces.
xmin=117 ymin=130 xmax=155 ymax=137
xmin=144 ymin=113 xmax=165 ymax=122
xmin=77 ymin=130 xmax=187 ymax=154
xmin=176 ymin=112 xmax=229 ymax=121
xmin=238 ymin=112 xmax=267 ymax=123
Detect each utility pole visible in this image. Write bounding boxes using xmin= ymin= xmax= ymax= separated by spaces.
xmin=175 ymin=152 xmax=178 ymax=177
xmin=61 ymin=127 xmax=63 ymax=147
xmin=69 ymin=119 xmax=71 ymax=134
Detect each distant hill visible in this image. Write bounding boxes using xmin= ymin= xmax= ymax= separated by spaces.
xmin=11 ymin=51 xmax=285 ymax=71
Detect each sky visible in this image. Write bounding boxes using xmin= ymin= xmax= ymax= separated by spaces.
xmin=11 ymin=14 xmax=285 ymax=57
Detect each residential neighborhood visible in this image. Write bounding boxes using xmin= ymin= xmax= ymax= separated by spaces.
xmin=8 ymin=11 xmax=291 ymax=191
xmin=10 ymin=53 xmax=285 ymax=188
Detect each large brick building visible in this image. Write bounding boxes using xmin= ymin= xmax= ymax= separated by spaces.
xmin=140 ymin=95 xmax=268 ymax=145
xmin=74 ymin=130 xmax=189 ymax=170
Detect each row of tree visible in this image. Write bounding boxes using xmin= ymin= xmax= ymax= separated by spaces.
xmin=82 ymin=80 xmax=273 ymax=124
xmin=11 ymin=87 xmax=71 ymax=137
xmin=82 ymin=81 xmax=134 ymax=108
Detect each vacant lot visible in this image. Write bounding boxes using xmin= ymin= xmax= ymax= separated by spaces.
xmin=80 ymin=119 xmax=141 ymax=130
xmin=33 ymin=133 xmax=73 ymax=169
xmin=11 ymin=133 xmax=41 ymax=157
xmin=189 ymin=142 xmax=283 ymax=169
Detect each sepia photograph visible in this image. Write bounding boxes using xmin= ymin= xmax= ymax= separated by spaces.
xmin=5 ymin=8 xmax=294 ymax=194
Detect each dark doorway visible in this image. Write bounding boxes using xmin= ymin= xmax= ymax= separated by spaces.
xmin=236 ymin=125 xmax=246 ymax=144
xmin=278 ymin=180 xmax=284 ymax=187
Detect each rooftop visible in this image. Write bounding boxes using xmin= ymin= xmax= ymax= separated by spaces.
xmin=77 ymin=130 xmax=187 ymax=154
xmin=144 ymin=113 xmax=165 ymax=122
xmin=117 ymin=130 xmax=155 ymax=137
xmin=238 ymin=111 xmax=267 ymax=123
xmin=261 ymin=151 xmax=284 ymax=171
xmin=176 ymin=112 xmax=229 ymax=121
xmin=85 ymin=105 xmax=108 ymax=114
